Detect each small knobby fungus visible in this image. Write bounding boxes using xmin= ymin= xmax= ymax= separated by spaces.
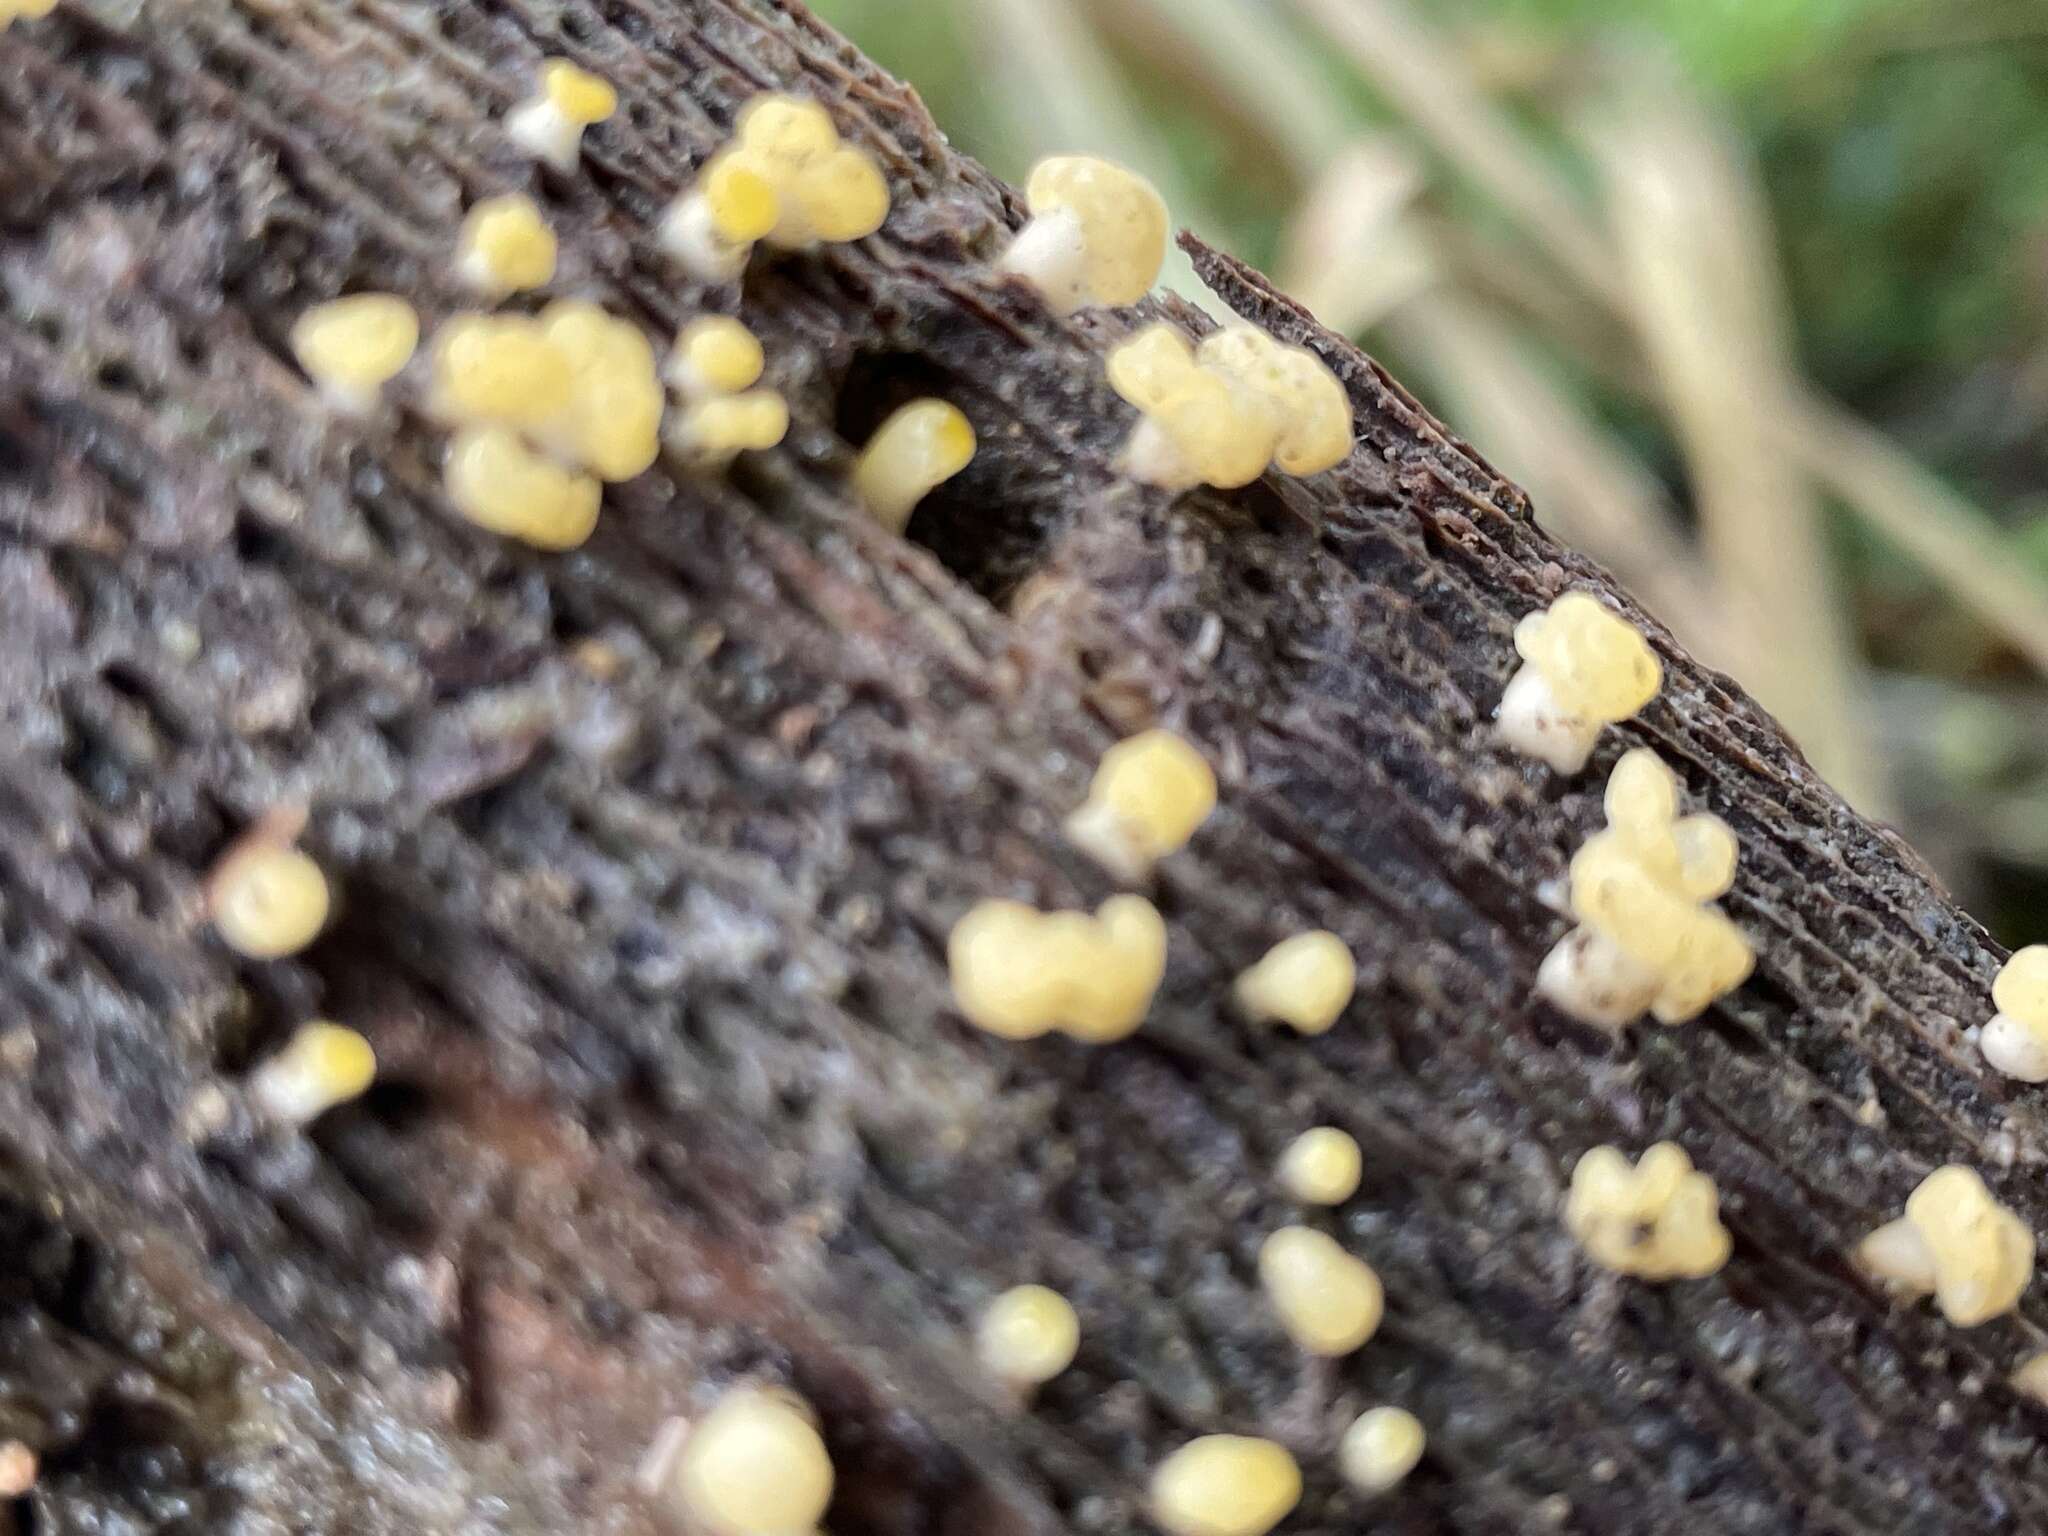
xmin=1981 ymin=944 xmax=2048 ymax=1082
xmin=429 ymin=313 xmax=575 ymax=430
xmin=535 ymin=299 xmax=665 ymax=482
xmin=1497 ymin=591 xmax=1662 ymax=773
xmin=1000 ymin=155 xmax=1168 ymax=315
xmin=671 ymin=391 xmax=792 ymax=467
xmin=975 ymin=1284 xmax=1080 ymax=1388
xmin=506 ymin=58 xmax=617 ymax=172
xmin=1565 ymin=1142 xmax=1731 ymax=1282
xmin=948 ymin=895 xmax=1168 ymax=1043
xmin=444 ymin=426 xmax=602 ymax=551
xmin=455 ymin=193 xmax=559 ymax=297
xmin=288 ymin=294 xmax=419 ymax=414
xmin=2011 ymin=1351 xmax=2048 ymax=1406
xmin=248 ymin=1022 xmax=377 ymax=1126
xmin=1856 ymin=1164 xmax=2034 ymax=1327
xmin=0 ymin=0 xmax=59 ymax=28
xmin=1063 ymin=728 xmax=1217 ymax=882
xmin=661 ymin=1388 xmax=835 ymax=1536
xmin=209 ymin=836 xmax=330 ymax=960
xmin=1257 ymin=1225 xmax=1384 ymax=1356
xmin=1234 ymin=931 xmax=1357 ymax=1035
xmin=1537 ymin=747 xmax=1753 ymax=1030
xmin=1149 ymin=1436 xmax=1302 ymax=1536
xmin=1196 ymin=327 xmax=1353 ymax=477
xmin=1339 ymin=1406 xmax=1425 ymax=1495
xmin=852 ymin=399 xmax=976 ymax=533
xmin=667 ymin=317 xmax=767 ymax=399
xmin=1277 ymin=1126 xmax=1362 ymax=1205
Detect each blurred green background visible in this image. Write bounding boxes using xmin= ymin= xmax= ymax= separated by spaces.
xmin=813 ymin=0 xmax=2048 ymax=940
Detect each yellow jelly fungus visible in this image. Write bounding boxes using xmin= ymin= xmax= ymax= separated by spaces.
xmin=1196 ymin=327 xmax=1352 ymax=477
xmin=1150 ymin=1436 xmax=1301 ymax=1536
xmin=667 ymin=316 xmax=766 ymax=398
xmin=288 ymin=294 xmax=419 ymax=415
xmin=1340 ymin=1407 xmax=1425 ymax=1495
xmin=948 ymin=895 xmax=1167 ymax=1044
xmin=852 ymin=399 xmax=976 ymax=533
xmin=506 ymin=58 xmax=617 ymax=172
xmin=1063 ymin=728 xmax=1216 ymax=882
xmin=788 ymin=146 xmax=891 ymax=244
xmin=1277 ymin=1126 xmax=1362 ymax=1206
xmin=455 ymin=193 xmax=558 ymax=297
xmin=537 ymin=299 xmax=664 ymax=481
xmin=1498 ymin=592 xmax=1663 ymax=773
xmin=210 ymin=841 xmax=330 ymax=959
xmin=0 ymin=0 xmax=60 ymax=27
xmin=738 ymin=94 xmax=841 ymax=167
xmin=665 ymin=1389 xmax=835 ymax=1536
xmin=1106 ymin=324 xmax=1199 ymax=414
xmin=1982 ymin=944 xmax=2048 ymax=1082
xmin=1857 ymin=1164 xmax=2034 ymax=1327
xmin=1234 ymin=931 xmax=1357 ymax=1035
xmin=1120 ymin=369 xmax=1277 ymax=493
xmin=428 ymin=314 xmax=573 ymax=431
xmin=444 ymin=426 xmax=602 ymax=551
xmin=705 ymin=152 xmax=782 ymax=243
xmin=671 ymin=390 xmax=791 ymax=467
xmin=1565 ymin=1142 xmax=1731 ymax=1282
xmin=1258 ymin=1226 xmax=1384 ymax=1356
xmin=975 ymin=1284 xmax=1080 ymax=1388
xmin=249 ymin=1021 xmax=376 ymax=1126
xmin=1001 ymin=155 xmax=1169 ymax=316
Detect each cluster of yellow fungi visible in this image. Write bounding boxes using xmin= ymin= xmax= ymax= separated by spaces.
xmin=1857 ymin=1165 xmax=2034 ymax=1327
xmin=948 ymin=895 xmax=1167 ymax=1043
xmin=507 ymin=58 xmax=617 ymax=172
xmin=1980 ymin=944 xmax=2048 ymax=1082
xmin=1000 ymin=156 xmax=1169 ymax=316
xmin=853 ymin=400 xmax=978 ymax=533
xmin=1565 ymin=1142 xmax=1732 ymax=1282
xmin=654 ymin=1387 xmax=836 ymax=1536
xmin=665 ymin=315 xmax=790 ymax=466
xmin=1497 ymin=592 xmax=1661 ymax=773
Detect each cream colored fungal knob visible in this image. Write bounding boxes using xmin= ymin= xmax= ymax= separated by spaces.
xmin=665 ymin=1388 xmax=835 ymax=1536
xmin=671 ymin=391 xmax=791 ymax=468
xmin=1857 ymin=1164 xmax=2034 ymax=1327
xmin=948 ymin=894 xmax=1168 ymax=1043
xmin=1235 ymin=931 xmax=1356 ymax=1035
xmin=507 ymin=58 xmax=617 ymax=172
xmin=1149 ymin=1435 xmax=1301 ymax=1536
xmin=1498 ymin=592 xmax=1661 ymax=773
xmin=210 ymin=838 xmax=330 ymax=959
xmin=456 ymin=193 xmax=558 ymax=296
xmin=2012 ymin=1351 xmax=2048 ymax=1405
xmin=667 ymin=317 xmax=766 ymax=398
xmin=534 ymin=299 xmax=665 ymax=482
xmin=1277 ymin=1127 xmax=1361 ymax=1205
xmin=428 ymin=314 xmax=574 ymax=430
xmin=1195 ymin=327 xmax=1352 ymax=477
xmin=976 ymin=1284 xmax=1079 ymax=1387
xmin=1063 ymin=728 xmax=1216 ymax=882
xmin=853 ymin=399 xmax=975 ymax=533
xmin=1001 ymin=155 xmax=1168 ymax=315
xmin=1983 ymin=945 xmax=2048 ymax=1082
xmin=1106 ymin=324 xmax=1199 ymax=413
xmin=1258 ymin=1225 xmax=1384 ymax=1356
xmin=660 ymin=149 xmax=782 ymax=282
xmin=1340 ymin=1406 xmax=1424 ymax=1494
xmin=444 ymin=426 xmax=602 ymax=550
xmin=249 ymin=1022 xmax=376 ymax=1126
xmin=1119 ymin=369 xmax=1278 ymax=492
xmin=1565 ymin=1142 xmax=1731 ymax=1281
xmin=289 ymin=294 xmax=419 ymax=415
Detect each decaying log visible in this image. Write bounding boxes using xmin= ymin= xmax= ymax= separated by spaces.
xmin=1 ymin=2 xmax=2042 ymax=1533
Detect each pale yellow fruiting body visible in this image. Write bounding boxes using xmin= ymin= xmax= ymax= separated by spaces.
xmin=210 ymin=842 xmax=331 ymax=959
xmin=0 ymin=0 xmax=60 ymax=29
xmin=948 ymin=895 xmax=1167 ymax=1043
xmin=1339 ymin=1407 xmax=1425 ymax=1495
xmin=444 ymin=426 xmax=602 ymax=550
xmin=429 ymin=314 xmax=574 ymax=430
xmin=249 ymin=1022 xmax=376 ymax=1125
xmin=668 ymin=317 xmax=767 ymax=398
xmin=1063 ymin=728 xmax=1216 ymax=882
xmin=1277 ymin=1126 xmax=1362 ymax=1205
xmin=1565 ymin=1142 xmax=1730 ymax=1281
xmin=976 ymin=1285 xmax=1080 ymax=1387
xmin=1001 ymin=156 xmax=1168 ymax=315
xmin=1257 ymin=1226 xmax=1384 ymax=1356
xmin=665 ymin=1389 xmax=835 ymax=1536
xmin=2012 ymin=1351 xmax=2048 ymax=1405
xmin=853 ymin=399 xmax=976 ymax=533
xmin=1235 ymin=931 xmax=1357 ymax=1035
xmin=289 ymin=294 xmax=419 ymax=414
xmin=1150 ymin=1436 xmax=1302 ymax=1536
xmin=1857 ymin=1165 xmax=2034 ymax=1327
xmin=506 ymin=58 xmax=617 ymax=172
xmin=1196 ymin=328 xmax=1353 ymax=477
xmin=1498 ymin=592 xmax=1662 ymax=773
xmin=455 ymin=194 xmax=558 ymax=296
xmin=670 ymin=391 xmax=791 ymax=467
xmin=1105 ymin=324 xmax=1198 ymax=413
xmin=1982 ymin=945 xmax=2048 ymax=1082
xmin=536 ymin=299 xmax=664 ymax=481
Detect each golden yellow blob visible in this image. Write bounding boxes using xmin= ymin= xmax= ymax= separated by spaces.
xmin=537 ymin=299 xmax=665 ymax=482
xmin=429 ymin=314 xmax=573 ymax=430
xmin=853 ymin=399 xmax=975 ymax=533
xmin=0 ymin=0 xmax=60 ymax=27
xmin=948 ymin=895 xmax=1167 ymax=1044
xmin=671 ymin=316 xmax=767 ymax=397
xmin=289 ymin=294 xmax=419 ymax=410
xmin=667 ymin=1389 xmax=834 ymax=1536
xmin=1257 ymin=1225 xmax=1384 ymax=1356
xmin=1150 ymin=1436 xmax=1301 ymax=1536
xmin=540 ymin=58 xmax=617 ymax=123
xmin=1277 ymin=1126 xmax=1362 ymax=1205
xmin=1064 ymin=728 xmax=1217 ymax=881
xmin=976 ymin=1285 xmax=1080 ymax=1386
xmin=1008 ymin=155 xmax=1169 ymax=312
xmin=792 ymin=146 xmax=890 ymax=243
xmin=703 ymin=151 xmax=782 ymax=244
xmin=1106 ymin=325 xmax=1199 ymax=414
xmin=1857 ymin=1165 xmax=2034 ymax=1328
xmin=444 ymin=426 xmax=602 ymax=551
xmin=1512 ymin=592 xmax=1662 ymax=723
xmin=737 ymin=94 xmax=841 ymax=167
xmin=1235 ymin=932 xmax=1356 ymax=1035
xmin=211 ymin=843 xmax=331 ymax=959
xmin=456 ymin=194 xmax=558 ymax=295
xmin=250 ymin=1022 xmax=376 ymax=1125
xmin=1565 ymin=1142 xmax=1730 ymax=1281
xmin=1339 ymin=1406 xmax=1425 ymax=1494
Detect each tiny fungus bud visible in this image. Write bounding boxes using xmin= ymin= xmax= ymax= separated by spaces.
xmin=1277 ymin=1126 xmax=1362 ymax=1205
xmin=1565 ymin=1142 xmax=1730 ymax=1281
xmin=249 ymin=1021 xmax=376 ymax=1126
xmin=665 ymin=1388 xmax=835 ymax=1536
xmin=1856 ymin=1164 xmax=2033 ymax=1327
xmin=455 ymin=193 xmax=558 ymax=296
xmin=1497 ymin=592 xmax=1661 ymax=773
xmin=0 ymin=0 xmax=59 ymax=28
xmin=429 ymin=314 xmax=574 ymax=430
xmin=1001 ymin=155 xmax=1168 ymax=315
xmin=852 ymin=399 xmax=975 ymax=533
xmin=1235 ymin=931 xmax=1357 ymax=1035
xmin=288 ymin=294 xmax=419 ymax=414
xmin=1063 ymin=728 xmax=1216 ymax=882
xmin=536 ymin=299 xmax=665 ymax=481
xmin=0 ymin=1439 xmax=34 ymax=1498
xmin=1258 ymin=1225 xmax=1384 ymax=1355
xmin=948 ymin=895 xmax=1167 ymax=1043
xmin=209 ymin=839 xmax=330 ymax=959
xmin=1339 ymin=1406 xmax=1425 ymax=1494
xmin=670 ymin=391 xmax=790 ymax=468
xmin=976 ymin=1284 xmax=1080 ymax=1387
xmin=667 ymin=316 xmax=766 ymax=398
xmin=1150 ymin=1436 xmax=1301 ymax=1536
xmin=444 ymin=426 xmax=603 ymax=550
xmin=1982 ymin=945 xmax=2048 ymax=1082
xmin=2011 ymin=1350 xmax=2048 ymax=1405
xmin=506 ymin=58 xmax=617 ymax=172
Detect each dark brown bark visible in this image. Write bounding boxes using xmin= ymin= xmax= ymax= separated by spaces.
xmin=0 ymin=3 xmax=2039 ymax=1534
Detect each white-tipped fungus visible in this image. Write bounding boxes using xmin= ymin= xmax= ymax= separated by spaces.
xmin=1565 ymin=1142 xmax=1731 ymax=1281
xmin=288 ymin=294 xmax=419 ymax=414
xmin=1277 ymin=1126 xmax=1362 ymax=1205
xmin=249 ymin=1022 xmax=376 ymax=1126
xmin=852 ymin=399 xmax=975 ymax=533
xmin=1340 ymin=1406 xmax=1425 ymax=1495
xmin=1497 ymin=592 xmax=1662 ymax=773
xmin=948 ymin=895 xmax=1167 ymax=1044
xmin=1000 ymin=156 xmax=1168 ymax=315
xmin=1063 ymin=728 xmax=1216 ymax=882
xmin=667 ymin=316 xmax=767 ymax=398
xmin=1982 ymin=945 xmax=2048 ymax=1082
xmin=444 ymin=426 xmax=602 ymax=550
xmin=209 ymin=838 xmax=330 ymax=959
xmin=976 ymin=1284 xmax=1080 ymax=1388
xmin=1856 ymin=1164 xmax=2034 ymax=1327
xmin=1234 ymin=931 xmax=1357 ymax=1035
xmin=1257 ymin=1225 xmax=1384 ymax=1356
xmin=665 ymin=1388 xmax=835 ymax=1536
xmin=506 ymin=58 xmax=617 ymax=172
xmin=1150 ymin=1436 xmax=1301 ymax=1536
xmin=455 ymin=193 xmax=558 ymax=296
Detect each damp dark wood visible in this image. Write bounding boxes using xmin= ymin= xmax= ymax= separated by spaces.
xmin=0 ymin=2 xmax=2039 ymax=1533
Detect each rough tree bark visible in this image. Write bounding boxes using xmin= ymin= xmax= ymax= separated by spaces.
xmin=0 ymin=2 xmax=2039 ymax=1534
